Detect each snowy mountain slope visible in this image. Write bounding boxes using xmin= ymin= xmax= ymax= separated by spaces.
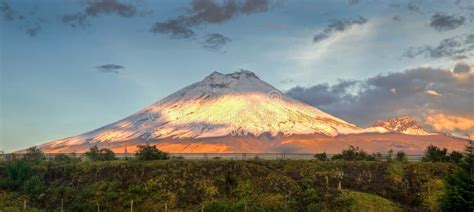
xmin=371 ymin=115 xmax=436 ymax=136
xmin=39 ymin=70 xmax=361 ymax=151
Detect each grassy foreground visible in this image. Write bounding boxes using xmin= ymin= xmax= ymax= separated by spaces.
xmin=0 ymin=159 xmax=456 ymax=211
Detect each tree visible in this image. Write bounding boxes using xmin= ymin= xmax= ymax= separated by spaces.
xmin=448 ymin=151 xmax=464 ymax=163
xmin=136 ymin=145 xmax=169 ymax=160
xmin=395 ymin=151 xmax=407 ymax=162
xmin=85 ymin=146 xmax=116 ymax=161
xmin=441 ymin=143 xmax=474 ymax=210
xmin=23 ymin=146 xmax=45 ymax=161
xmin=331 ymin=146 xmax=373 ymax=161
xmin=422 ymin=145 xmax=449 ymax=162
xmin=314 ymin=153 xmax=328 ymax=161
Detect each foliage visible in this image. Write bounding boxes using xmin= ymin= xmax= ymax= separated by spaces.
xmin=84 ymin=146 xmax=116 ymax=161
xmin=313 ymin=153 xmax=328 ymax=161
xmin=440 ymin=143 xmax=474 ymax=211
xmin=0 ymin=159 xmax=458 ymax=211
xmin=422 ymin=145 xmax=449 ymax=162
xmin=331 ymin=146 xmax=378 ymax=161
xmin=422 ymin=145 xmax=465 ymax=163
xmin=395 ymin=151 xmax=407 ymax=162
xmin=448 ymin=151 xmax=464 ymax=163
xmin=23 ymin=146 xmax=45 ymax=161
xmin=0 ymin=160 xmax=45 ymax=196
xmin=420 ymin=179 xmax=444 ymax=211
xmin=340 ymin=191 xmax=401 ymax=211
xmin=135 ymin=145 xmax=169 ymax=160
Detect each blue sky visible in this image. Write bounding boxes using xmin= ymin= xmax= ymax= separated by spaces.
xmin=1 ymin=0 xmax=473 ymax=152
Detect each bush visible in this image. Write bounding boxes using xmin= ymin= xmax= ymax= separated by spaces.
xmin=332 ymin=146 xmax=375 ymax=161
xmin=395 ymin=151 xmax=407 ymax=162
xmin=314 ymin=153 xmax=328 ymax=161
xmin=135 ymin=145 xmax=169 ymax=160
xmin=422 ymin=145 xmax=449 ymax=162
xmin=441 ymin=144 xmax=474 ymax=210
xmin=448 ymin=151 xmax=463 ymax=163
xmin=23 ymin=146 xmax=45 ymax=161
xmin=85 ymin=146 xmax=116 ymax=161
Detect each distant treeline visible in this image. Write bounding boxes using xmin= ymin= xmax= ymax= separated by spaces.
xmin=0 ymin=143 xmax=472 ymax=211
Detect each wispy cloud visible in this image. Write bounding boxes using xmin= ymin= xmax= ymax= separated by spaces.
xmin=201 ymin=33 xmax=232 ymax=51
xmin=313 ymin=16 xmax=367 ymax=43
xmin=96 ymin=64 xmax=124 ymax=74
xmin=404 ymin=33 xmax=474 ymax=59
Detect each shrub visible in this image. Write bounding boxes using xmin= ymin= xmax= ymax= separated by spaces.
xmin=135 ymin=145 xmax=169 ymax=160
xmin=441 ymin=144 xmax=474 ymax=210
xmin=395 ymin=151 xmax=407 ymax=162
xmin=23 ymin=146 xmax=45 ymax=161
xmin=332 ymin=146 xmax=373 ymax=161
xmin=422 ymin=145 xmax=449 ymax=162
xmin=0 ymin=160 xmax=33 ymax=190
xmin=85 ymin=146 xmax=116 ymax=161
xmin=314 ymin=153 xmax=328 ymax=161
xmin=448 ymin=151 xmax=463 ymax=163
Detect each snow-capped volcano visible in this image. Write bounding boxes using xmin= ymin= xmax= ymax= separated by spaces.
xmin=39 ymin=70 xmax=359 ymax=152
xmin=371 ymin=115 xmax=435 ymax=136
xmin=34 ymin=71 xmax=468 ymax=154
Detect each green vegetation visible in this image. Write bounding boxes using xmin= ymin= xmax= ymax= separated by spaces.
xmin=422 ymin=144 xmax=464 ymax=163
xmin=440 ymin=143 xmax=474 ymax=211
xmin=84 ymin=146 xmax=117 ymax=161
xmin=331 ymin=146 xmax=383 ymax=161
xmin=0 ymin=144 xmax=470 ymax=211
xmin=0 ymin=158 xmax=457 ymax=211
xmin=340 ymin=191 xmax=402 ymax=211
xmin=136 ymin=145 xmax=170 ymax=160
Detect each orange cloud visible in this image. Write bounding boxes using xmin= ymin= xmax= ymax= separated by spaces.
xmin=425 ymin=111 xmax=474 ymax=132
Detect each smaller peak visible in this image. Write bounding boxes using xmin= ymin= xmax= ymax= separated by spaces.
xmin=226 ymin=69 xmax=260 ymax=80
xmin=204 ymin=71 xmax=225 ymax=80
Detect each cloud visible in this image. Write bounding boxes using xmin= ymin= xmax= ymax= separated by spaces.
xmin=425 ymin=89 xmax=441 ymax=96
xmin=425 ymin=111 xmax=474 ymax=132
xmin=0 ymin=1 xmax=15 ymax=20
xmin=313 ymin=16 xmax=367 ymax=43
xmin=96 ymin=64 xmax=124 ymax=74
xmin=1 ymin=1 xmax=45 ymax=37
xmin=452 ymin=61 xmax=472 ymax=74
xmin=286 ymin=65 xmax=474 ymax=135
xmin=62 ymin=0 xmax=141 ymax=28
xmin=201 ymin=33 xmax=232 ymax=50
xmin=430 ymin=13 xmax=465 ymax=32
xmin=404 ymin=33 xmax=474 ymax=59
xmin=150 ymin=0 xmax=269 ymax=39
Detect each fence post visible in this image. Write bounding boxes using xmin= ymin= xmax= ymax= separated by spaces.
xmin=130 ymin=200 xmax=133 ymax=212
xmin=165 ymin=202 xmax=168 ymax=212
xmin=201 ymin=204 xmax=204 ymax=212
xmin=23 ymin=199 xmax=26 ymax=211
xmin=61 ymin=198 xmax=64 ymax=212
xmin=97 ymin=203 xmax=100 ymax=212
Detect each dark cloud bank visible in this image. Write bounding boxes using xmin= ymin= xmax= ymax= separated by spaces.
xmin=286 ymin=64 xmax=474 ymax=131
xmin=150 ymin=0 xmax=269 ymax=39
xmin=313 ymin=16 xmax=367 ymax=43
xmin=430 ymin=13 xmax=465 ymax=32
xmin=62 ymin=0 xmax=142 ymax=28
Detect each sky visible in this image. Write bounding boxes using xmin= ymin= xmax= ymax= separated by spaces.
xmin=1 ymin=0 xmax=473 ymax=152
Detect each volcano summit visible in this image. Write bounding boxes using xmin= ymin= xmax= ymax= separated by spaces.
xmin=36 ymin=71 xmax=468 ymax=154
